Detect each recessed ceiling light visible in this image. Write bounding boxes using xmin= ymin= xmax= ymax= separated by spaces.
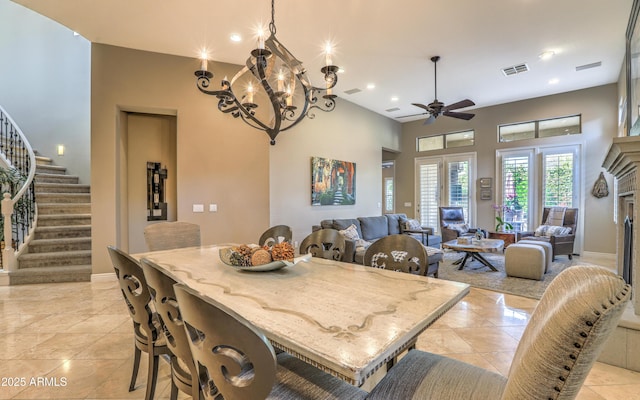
xmin=230 ymin=33 xmax=242 ymax=42
xmin=391 ymin=96 xmax=399 ymax=102
xmin=366 ymin=83 xmax=375 ymax=90
xmin=337 ymin=68 xmax=345 ymax=74
xmin=539 ymin=51 xmax=555 ymax=60
xmin=549 ymin=78 xmax=559 ymax=85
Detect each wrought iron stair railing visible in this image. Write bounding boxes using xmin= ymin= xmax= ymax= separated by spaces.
xmin=0 ymin=105 xmax=37 ymax=272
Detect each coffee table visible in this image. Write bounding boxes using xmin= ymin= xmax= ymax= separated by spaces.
xmin=442 ymin=238 xmax=504 ymax=271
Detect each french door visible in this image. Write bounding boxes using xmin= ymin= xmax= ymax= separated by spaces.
xmin=415 ymin=153 xmax=476 ymax=233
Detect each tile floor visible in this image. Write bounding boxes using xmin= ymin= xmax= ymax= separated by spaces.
xmin=0 ymin=256 xmax=639 ymax=399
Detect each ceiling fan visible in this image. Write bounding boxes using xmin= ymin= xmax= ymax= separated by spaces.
xmin=403 ymin=56 xmax=476 ymax=125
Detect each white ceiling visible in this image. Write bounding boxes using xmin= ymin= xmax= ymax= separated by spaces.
xmin=12 ymin=0 xmax=634 ymax=122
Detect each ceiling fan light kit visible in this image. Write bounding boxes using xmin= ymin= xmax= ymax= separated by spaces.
xmin=194 ymin=0 xmax=339 ymax=145
xmin=410 ymin=55 xmax=476 ymax=125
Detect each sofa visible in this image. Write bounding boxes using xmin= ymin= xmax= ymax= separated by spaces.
xmin=312 ymin=213 xmax=442 ymax=268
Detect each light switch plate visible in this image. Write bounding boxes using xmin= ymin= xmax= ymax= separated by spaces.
xmin=193 ymin=204 xmax=204 ymax=213
xmin=404 ymin=202 xmax=412 ymax=207
xmin=209 ymin=204 xmax=217 ymax=212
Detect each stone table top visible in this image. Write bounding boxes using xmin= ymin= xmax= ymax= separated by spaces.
xmin=442 ymin=238 xmax=505 ymax=253
xmin=133 ymin=244 xmax=469 ymax=386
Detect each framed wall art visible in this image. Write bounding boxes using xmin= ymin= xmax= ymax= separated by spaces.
xmin=311 ymin=156 xmax=356 ymax=206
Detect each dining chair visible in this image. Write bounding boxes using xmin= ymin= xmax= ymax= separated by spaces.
xmin=299 ymin=228 xmax=346 ymax=261
xmin=107 ymin=246 xmax=171 ymax=400
xmin=173 ymin=283 xmax=367 ymax=400
xmin=258 ymin=225 xmax=293 ymax=247
xmin=363 ymin=234 xmax=431 ymax=276
xmin=144 ymin=221 xmax=201 ymax=251
xmin=365 ymin=264 xmax=631 ymax=400
xmin=140 ymin=258 xmax=201 ymax=400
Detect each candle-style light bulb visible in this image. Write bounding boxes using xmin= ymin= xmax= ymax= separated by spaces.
xmin=277 ymin=71 xmax=285 ymax=93
xmin=286 ymin=85 xmax=292 ymax=107
xmin=257 ymin=28 xmax=265 ymax=50
xmin=247 ymin=83 xmax=254 ymax=104
xmin=199 ymin=50 xmax=208 ymax=71
xmin=325 ymin=42 xmax=333 ymax=66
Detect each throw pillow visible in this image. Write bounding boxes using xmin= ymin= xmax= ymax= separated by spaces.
xmin=545 ymin=207 xmax=566 ymax=226
xmin=339 ymin=224 xmax=360 ymax=241
xmin=447 ymin=223 xmax=469 ymax=234
xmin=545 ymin=225 xmax=571 ymax=237
xmin=404 ymin=218 xmax=422 ymax=231
xmin=534 ymin=224 xmax=550 ymax=237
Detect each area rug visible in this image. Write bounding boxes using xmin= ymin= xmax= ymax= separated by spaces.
xmin=437 ymin=251 xmax=573 ymax=299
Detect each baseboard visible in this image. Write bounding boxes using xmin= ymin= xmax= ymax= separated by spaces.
xmin=91 ymin=272 xmax=116 ymax=282
xmin=0 ymin=271 xmax=9 ymax=286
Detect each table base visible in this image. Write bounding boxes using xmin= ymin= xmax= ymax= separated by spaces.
xmin=452 ymin=252 xmax=498 ymax=271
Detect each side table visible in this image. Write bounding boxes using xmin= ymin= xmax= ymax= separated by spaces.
xmin=487 ymin=231 xmax=521 ymax=247
xmin=403 ymin=228 xmax=434 ymax=246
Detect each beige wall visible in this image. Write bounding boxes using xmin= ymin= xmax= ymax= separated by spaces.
xmin=91 ymin=44 xmax=271 ymax=273
xmin=397 ymin=84 xmax=619 ymax=255
xmin=269 ymin=99 xmax=402 ymax=246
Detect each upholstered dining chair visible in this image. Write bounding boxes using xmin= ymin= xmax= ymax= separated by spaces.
xmin=365 ymin=264 xmax=631 ymax=400
xmin=299 ymin=228 xmax=346 ymax=261
xmin=107 ymin=246 xmax=171 ymax=400
xmin=173 ymin=283 xmax=367 ymax=400
xmin=363 ymin=234 xmax=435 ymax=276
xmin=258 ymin=225 xmax=293 ymax=247
xmin=144 ymin=221 xmax=201 ymax=251
xmin=140 ymin=258 xmax=201 ymax=400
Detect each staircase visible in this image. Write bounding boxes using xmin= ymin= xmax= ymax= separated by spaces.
xmin=9 ymin=154 xmax=91 ymax=284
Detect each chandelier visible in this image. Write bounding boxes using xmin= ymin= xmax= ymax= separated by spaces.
xmin=194 ymin=0 xmax=340 ymax=145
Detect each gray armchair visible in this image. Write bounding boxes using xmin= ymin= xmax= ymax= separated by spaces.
xmin=365 ymin=265 xmax=630 ymax=399
xmin=438 ymin=206 xmax=486 ymax=243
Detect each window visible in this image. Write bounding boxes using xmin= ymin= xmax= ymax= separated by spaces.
xmin=384 ymin=177 xmax=394 ymax=212
xmin=417 ymin=130 xmax=474 ymax=152
xmin=543 ymin=151 xmax=576 ymax=207
xmin=499 ymin=115 xmax=581 ymax=143
xmin=501 ymin=153 xmax=531 ymax=231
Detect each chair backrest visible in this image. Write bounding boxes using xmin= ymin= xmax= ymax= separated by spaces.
xmin=140 ymin=258 xmax=195 ymax=376
xmin=439 ymin=206 xmax=466 ymax=226
xmin=503 ymin=265 xmax=631 ymax=400
xmin=174 ymin=283 xmax=278 ymax=400
xmin=144 ymin=221 xmax=201 ymax=251
xmin=299 ymin=229 xmax=346 ymax=261
xmin=258 ymin=225 xmax=293 ymax=247
xmin=541 ymin=207 xmax=578 ymax=234
xmin=107 ymin=246 xmax=158 ymax=341
xmin=363 ymin=235 xmax=428 ymax=275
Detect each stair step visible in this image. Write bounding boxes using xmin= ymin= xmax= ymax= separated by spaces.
xmin=35 ymin=155 xmax=53 ymax=166
xmin=36 ymin=193 xmax=91 ymax=203
xmin=38 ymin=203 xmax=91 ymax=215
xmin=35 ymin=164 xmax=67 ymax=175
xmin=35 ymin=173 xmax=79 ymax=184
xmin=9 ymin=265 xmax=92 ymax=285
xmin=35 ymin=183 xmax=90 ymax=194
xmin=28 ymin=237 xmax=92 ymax=253
xmin=34 ymin=225 xmax=91 ymax=239
xmin=18 ymin=250 xmax=92 ymax=268
xmin=37 ymin=214 xmax=91 ymax=226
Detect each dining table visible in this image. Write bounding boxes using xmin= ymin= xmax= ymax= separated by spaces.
xmin=132 ymin=244 xmax=470 ymax=387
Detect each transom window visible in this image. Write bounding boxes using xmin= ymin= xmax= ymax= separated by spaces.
xmin=417 ymin=130 xmax=474 ymax=152
xmin=498 ymin=115 xmax=581 ymax=143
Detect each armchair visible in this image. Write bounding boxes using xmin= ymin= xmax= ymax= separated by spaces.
xmin=438 ymin=207 xmax=486 ymax=243
xmin=520 ymin=207 xmax=578 ymax=260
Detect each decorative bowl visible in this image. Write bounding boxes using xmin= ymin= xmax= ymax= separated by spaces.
xmin=219 ymin=247 xmax=311 ymax=272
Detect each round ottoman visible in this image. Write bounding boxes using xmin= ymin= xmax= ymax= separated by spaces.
xmin=517 ymin=240 xmax=553 ymax=273
xmin=505 ymin=243 xmax=546 ymax=280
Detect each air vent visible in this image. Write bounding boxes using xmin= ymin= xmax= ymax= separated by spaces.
xmin=576 ymin=61 xmax=602 ymax=71
xmin=385 ymin=107 xmax=401 ymax=112
xmin=501 ymin=63 xmax=529 ymax=76
xmin=344 ymin=88 xmax=362 ymax=95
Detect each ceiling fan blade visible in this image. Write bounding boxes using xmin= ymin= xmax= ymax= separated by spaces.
xmin=422 ymin=115 xmax=437 ymax=125
xmin=411 ymin=103 xmax=431 ymax=111
xmin=443 ymin=99 xmax=475 ymax=111
xmin=443 ymin=111 xmax=475 ymax=120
